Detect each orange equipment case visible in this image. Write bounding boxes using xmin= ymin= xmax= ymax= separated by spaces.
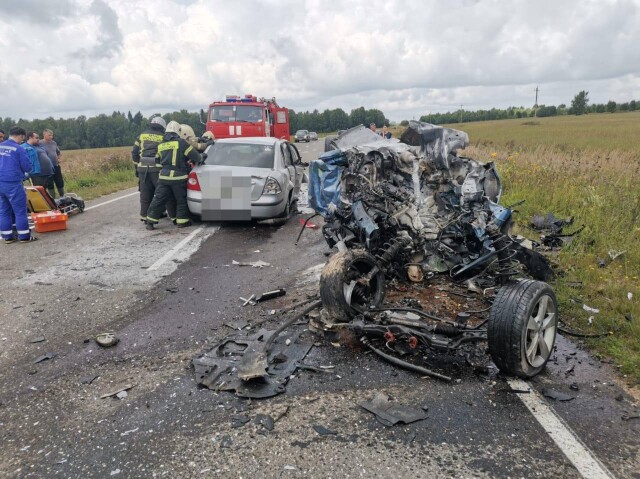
xmin=31 ymin=211 xmax=68 ymax=233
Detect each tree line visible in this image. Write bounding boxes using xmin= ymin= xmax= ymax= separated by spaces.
xmin=2 ymin=92 xmax=637 ymax=150
xmin=420 ymin=92 xmax=640 ymax=124
xmin=0 ymin=109 xmax=206 ymax=151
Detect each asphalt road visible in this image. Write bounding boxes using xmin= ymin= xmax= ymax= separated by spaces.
xmin=0 ymin=139 xmax=639 ymax=478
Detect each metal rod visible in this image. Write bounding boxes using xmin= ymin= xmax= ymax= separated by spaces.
xmin=361 ymin=337 xmax=452 ymax=382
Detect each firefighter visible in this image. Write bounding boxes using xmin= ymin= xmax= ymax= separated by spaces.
xmin=145 ymin=121 xmax=202 ymax=230
xmin=179 ymin=125 xmax=214 ymax=153
xmin=0 ymin=126 xmax=37 ymax=243
xmin=132 ymin=116 xmax=176 ymax=222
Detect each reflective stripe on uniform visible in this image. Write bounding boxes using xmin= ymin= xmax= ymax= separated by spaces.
xmin=17 ymin=229 xmax=30 ymax=235
xmin=146 ymin=216 xmax=159 ymax=224
xmin=1 ymin=230 xmax=13 ymax=235
xmin=175 ymin=218 xmax=190 ymax=224
xmin=159 ymin=174 xmax=188 ymax=180
xmin=139 ymin=133 xmax=164 ymax=143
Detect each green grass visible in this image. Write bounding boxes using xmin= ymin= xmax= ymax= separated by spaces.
xmin=61 ymin=146 xmax=137 ymax=200
xmin=443 ymin=113 xmax=640 ymax=383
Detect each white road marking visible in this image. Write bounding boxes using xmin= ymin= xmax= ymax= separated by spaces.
xmin=508 ymin=378 xmax=615 ymax=479
xmin=147 ymin=226 xmax=208 ymax=271
xmin=84 ymin=191 xmax=138 ymax=211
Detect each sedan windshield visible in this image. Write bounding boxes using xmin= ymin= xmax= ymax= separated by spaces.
xmin=205 ymin=142 xmax=275 ymax=169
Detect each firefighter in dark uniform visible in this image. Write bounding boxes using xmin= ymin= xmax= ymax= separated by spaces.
xmin=132 ymin=116 xmax=176 ymax=222
xmin=145 ymin=121 xmax=202 ymax=230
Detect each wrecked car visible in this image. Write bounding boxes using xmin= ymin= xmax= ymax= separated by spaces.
xmin=308 ymin=121 xmax=558 ymax=379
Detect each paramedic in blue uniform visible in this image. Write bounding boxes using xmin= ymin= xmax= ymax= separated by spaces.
xmin=0 ymin=126 xmax=37 ymax=243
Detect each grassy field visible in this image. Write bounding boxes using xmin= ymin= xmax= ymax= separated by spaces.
xmin=61 ymin=146 xmax=136 ymax=200
xmin=444 ymin=112 xmax=640 ymax=383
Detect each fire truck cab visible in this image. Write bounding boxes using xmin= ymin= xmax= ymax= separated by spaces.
xmin=205 ymin=94 xmax=290 ymax=140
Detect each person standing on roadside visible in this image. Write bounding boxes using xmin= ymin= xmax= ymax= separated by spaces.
xmin=145 ymin=121 xmax=201 ymax=230
xmin=20 ymin=132 xmax=41 ymax=179
xmin=132 ymin=116 xmax=175 ymax=222
xmin=27 ymin=132 xmax=55 ymax=188
xmin=41 ymin=129 xmax=64 ymax=198
xmin=0 ymin=126 xmax=37 ymax=243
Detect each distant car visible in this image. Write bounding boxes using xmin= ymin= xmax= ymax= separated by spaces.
xmin=294 ymin=129 xmax=310 ymax=142
xmin=187 ymin=137 xmax=306 ymax=221
xmin=309 ymin=131 xmax=318 ymax=141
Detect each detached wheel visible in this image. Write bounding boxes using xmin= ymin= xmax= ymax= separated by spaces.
xmin=320 ymin=249 xmax=385 ymax=321
xmin=488 ymin=280 xmax=558 ymax=378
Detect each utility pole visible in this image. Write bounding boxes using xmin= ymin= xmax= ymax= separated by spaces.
xmin=534 ymin=86 xmax=539 ymax=107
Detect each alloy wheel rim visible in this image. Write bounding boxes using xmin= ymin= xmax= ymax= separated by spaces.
xmin=524 ymin=294 xmax=557 ymax=368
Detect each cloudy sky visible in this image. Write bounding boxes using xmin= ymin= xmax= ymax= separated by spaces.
xmin=1 ymin=0 xmax=639 ymax=121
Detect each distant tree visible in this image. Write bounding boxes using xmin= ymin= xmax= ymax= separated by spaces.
xmin=400 ymin=120 xmax=409 ymax=127
xmin=127 ymin=111 xmax=133 ymax=123
xmin=571 ymin=91 xmax=589 ymax=115
xmin=619 ymin=102 xmax=630 ymax=111
xmin=629 ymin=100 xmax=637 ymax=111
xmin=606 ymin=100 xmax=617 ymax=113
xmin=595 ymin=104 xmax=606 ymax=113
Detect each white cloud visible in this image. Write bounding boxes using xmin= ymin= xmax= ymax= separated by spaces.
xmin=0 ymin=0 xmax=639 ymax=122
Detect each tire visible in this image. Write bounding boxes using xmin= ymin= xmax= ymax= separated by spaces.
xmin=319 ymin=249 xmax=386 ymax=321
xmin=488 ymin=279 xmax=558 ymax=378
xmin=324 ymin=136 xmax=337 ymax=152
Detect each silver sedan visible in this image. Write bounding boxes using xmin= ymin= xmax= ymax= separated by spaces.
xmin=187 ymin=137 xmax=306 ymax=221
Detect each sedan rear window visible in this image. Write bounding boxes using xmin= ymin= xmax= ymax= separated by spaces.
xmin=205 ymin=143 xmax=275 ymax=169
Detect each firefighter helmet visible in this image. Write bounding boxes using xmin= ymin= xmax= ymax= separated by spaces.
xmin=150 ymin=116 xmax=166 ymax=129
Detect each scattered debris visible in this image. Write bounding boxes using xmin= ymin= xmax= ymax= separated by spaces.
xmin=120 ymin=427 xmax=139 ymax=436
xmin=232 ymin=260 xmax=271 ymax=268
xmin=569 ymin=383 xmax=580 ymax=391
xmin=33 ymin=352 xmax=56 ymax=364
xmin=541 ymin=388 xmax=575 ymax=402
xmin=29 ymin=336 xmax=46 ymax=343
xmin=100 ymin=384 xmax=134 ymax=399
xmin=95 ymin=333 xmax=119 ymax=348
xmin=193 ymin=301 xmax=321 ymax=398
xmin=583 ymin=304 xmax=600 ymax=314
xmin=608 ymin=250 xmax=626 ymax=261
xmin=531 ymin=212 xmax=573 ymax=234
xmin=240 ymin=295 xmax=256 ymax=306
xmin=359 ymin=392 xmax=429 ymax=426
xmin=621 ymin=414 xmax=640 ymax=421
xmin=627 ymin=292 xmax=633 ymax=301
xmin=312 ymin=424 xmax=337 ymax=436
xmin=80 ymin=374 xmax=99 ymax=385
xmin=224 ymin=319 xmax=249 ymax=330
xmin=255 ymin=414 xmax=275 ymax=431
xmin=255 ymin=289 xmax=287 ymax=303
xmin=625 ymin=314 xmax=634 ymax=323
xmin=299 ymin=218 xmax=318 ymax=229
xmin=614 ymin=394 xmax=624 ymax=402
xmin=219 ymin=435 xmax=233 ymax=448
xmin=116 ymin=390 xmax=128 ymax=399
xmin=230 ymin=415 xmax=251 ymax=428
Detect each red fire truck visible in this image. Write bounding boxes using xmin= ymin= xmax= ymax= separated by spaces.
xmin=205 ymin=94 xmax=290 ymax=140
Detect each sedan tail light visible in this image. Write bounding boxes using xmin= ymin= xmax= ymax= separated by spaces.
xmin=187 ymin=171 xmax=201 ymax=191
xmin=262 ymin=177 xmax=282 ymax=195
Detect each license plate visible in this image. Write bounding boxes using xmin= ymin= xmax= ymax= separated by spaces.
xmin=201 ymin=174 xmax=251 ymax=221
